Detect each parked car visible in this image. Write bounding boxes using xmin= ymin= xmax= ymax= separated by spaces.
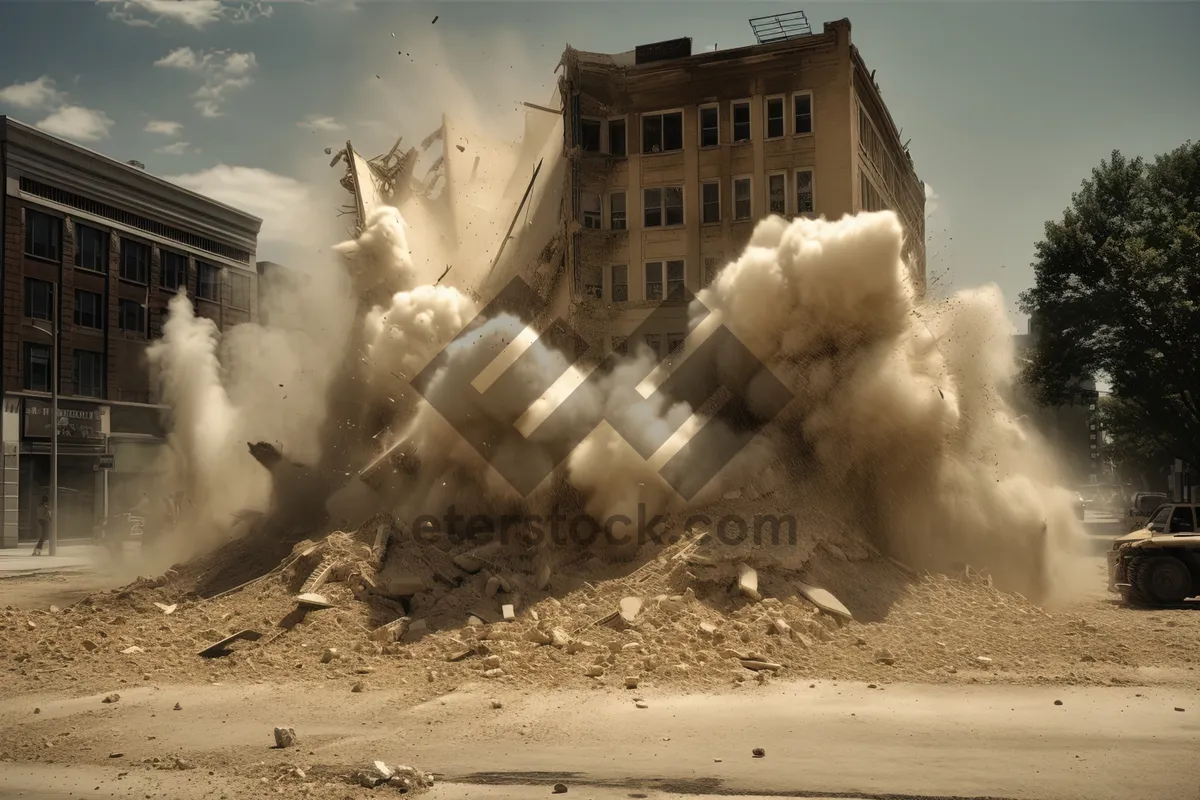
xmin=1108 ymin=502 xmax=1200 ymax=606
xmin=1126 ymin=492 xmax=1169 ymax=532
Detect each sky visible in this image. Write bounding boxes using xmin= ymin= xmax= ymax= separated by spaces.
xmin=1 ymin=0 xmax=1197 ymax=330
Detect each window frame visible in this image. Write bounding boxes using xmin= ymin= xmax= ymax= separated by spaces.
xmin=118 ymin=298 xmax=146 ymax=334
xmin=698 ymin=103 xmax=719 ymax=149
xmin=580 ymin=263 xmax=603 ymax=301
xmin=644 ymin=261 xmax=665 ymax=302
xmin=24 ymin=208 xmax=63 ymax=263
xmin=732 ymin=175 xmax=753 ymax=221
xmin=23 ymin=342 xmax=53 ymax=392
xmin=73 ymin=349 xmax=106 ymax=399
xmin=161 ymin=249 xmax=189 ymax=291
xmin=640 ymin=108 xmax=685 ymax=155
xmin=579 ymin=116 xmax=603 ymax=153
xmin=665 ymin=259 xmax=685 ymax=299
xmin=701 ymin=180 xmax=721 ymax=225
xmin=196 ymin=261 xmax=222 ymax=302
xmin=610 ymin=264 xmax=628 ymax=303
xmin=764 ymin=95 xmax=786 ymax=140
xmin=795 ymin=167 xmax=816 ymax=215
xmin=581 ymin=192 xmax=603 ymax=230
xmin=605 ymin=116 xmax=627 ymax=157
xmin=767 ymin=171 xmax=788 ymax=216
xmin=792 ymin=90 xmax=814 ymax=136
xmin=24 ymin=277 xmax=54 ymax=321
xmin=643 ymin=184 xmax=685 ymax=228
xmin=228 ymin=270 xmax=252 ymax=311
xmin=118 ymin=237 xmax=151 ymax=285
xmin=74 ymin=289 xmax=105 ymax=331
xmin=608 ymin=191 xmax=627 ymax=230
xmin=74 ymin=221 xmax=109 ymax=273
xmin=730 ymin=99 xmax=752 ymax=144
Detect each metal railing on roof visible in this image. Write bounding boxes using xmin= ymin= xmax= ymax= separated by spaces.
xmin=749 ymin=10 xmax=812 ymax=45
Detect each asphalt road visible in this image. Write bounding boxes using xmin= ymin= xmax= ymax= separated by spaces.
xmin=2 ymin=681 xmax=1197 ymax=800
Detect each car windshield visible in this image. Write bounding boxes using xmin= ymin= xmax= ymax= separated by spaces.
xmin=1146 ymin=505 xmax=1171 ymax=532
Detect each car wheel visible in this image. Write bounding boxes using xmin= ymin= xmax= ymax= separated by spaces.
xmin=1131 ymin=556 xmax=1193 ymax=606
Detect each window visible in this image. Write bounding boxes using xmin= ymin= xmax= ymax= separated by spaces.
xmin=666 ymin=259 xmax=685 ymax=298
xmin=645 ymin=261 xmax=664 ymax=301
xmin=581 ymin=193 xmax=602 ymax=229
xmin=699 ymin=105 xmax=719 ymax=148
xmin=118 ymin=299 xmax=145 ymax=333
xmin=860 ymin=173 xmax=886 ymax=213
xmin=793 ymin=92 xmax=813 ymax=135
xmin=1169 ymin=506 xmax=1196 ymax=534
xmin=75 ymin=290 xmax=105 ymax=330
xmin=609 ymin=192 xmax=627 ymax=230
xmin=704 ymin=256 xmax=722 ymax=286
xmin=24 ymin=343 xmax=52 ymax=392
xmin=731 ymin=101 xmax=751 ymax=143
xmin=607 ymin=118 xmax=626 ymax=157
xmin=643 ymin=186 xmax=684 ymax=228
xmin=581 ymin=265 xmax=603 ymax=300
xmin=25 ymin=278 xmax=54 ymax=321
xmin=765 ymin=96 xmax=785 ymax=139
xmin=641 ymin=111 xmax=683 ymax=154
xmin=162 ymin=250 xmax=188 ymax=290
xmin=668 ymin=333 xmax=687 ymax=355
xmin=75 ymin=223 xmax=109 ymax=272
xmin=73 ymin=350 xmax=105 ymax=398
xmin=580 ymin=118 xmax=602 ymax=153
xmin=197 ymin=262 xmax=221 ymax=301
xmin=611 ymin=335 xmax=628 ymax=356
xmin=610 ymin=265 xmax=628 ymax=302
xmin=701 ymin=181 xmax=721 ymax=224
xmin=25 ymin=209 xmax=62 ymax=262
xmin=229 ymin=271 xmax=252 ymax=310
xmin=733 ymin=177 xmax=752 ymax=220
xmin=796 ymin=168 xmax=815 ymax=214
xmin=119 ymin=238 xmax=150 ymax=283
xmin=643 ymin=333 xmax=663 ymax=359
xmin=768 ymin=173 xmax=787 ymax=216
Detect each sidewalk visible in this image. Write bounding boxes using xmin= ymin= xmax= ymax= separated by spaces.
xmin=0 ymin=543 xmax=96 ymax=575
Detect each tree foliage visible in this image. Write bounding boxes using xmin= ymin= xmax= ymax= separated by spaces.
xmin=1020 ymin=141 xmax=1200 ymax=467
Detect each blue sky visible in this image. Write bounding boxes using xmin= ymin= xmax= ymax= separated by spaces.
xmin=1 ymin=0 xmax=1198 ymax=329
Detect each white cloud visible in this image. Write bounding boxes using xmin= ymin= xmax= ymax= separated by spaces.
xmin=0 ymin=76 xmax=64 ymax=109
xmin=145 ymin=119 xmax=184 ymax=136
xmin=36 ymin=106 xmax=115 ymax=142
xmin=924 ymin=182 xmax=940 ymax=217
xmin=99 ymin=0 xmax=272 ymax=29
xmin=165 ymin=165 xmax=314 ymax=243
xmin=297 ymin=114 xmax=345 ymax=132
xmin=155 ymin=47 xmax=258 ymax=117
xmin=156 ymin=140 xmax=193 ymax=156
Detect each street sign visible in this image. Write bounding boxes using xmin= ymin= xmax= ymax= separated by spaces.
xmin=95 ymin=454 xmax=115 ymax=471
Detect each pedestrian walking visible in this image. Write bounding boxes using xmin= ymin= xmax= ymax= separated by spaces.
xmin=31 ymin=495 xmax=51 ymax=556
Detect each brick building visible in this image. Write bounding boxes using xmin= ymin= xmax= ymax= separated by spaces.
xmin=560 ymin=15 xmax=926 ymax=354
xmin=1 ymin=116 xmax=261 ymax=547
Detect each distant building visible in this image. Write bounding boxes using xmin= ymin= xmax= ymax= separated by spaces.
xmin=1 ymin=116 xmax=262 ymax=546
xmin=560 ymin=14 xmax=926 ymax=356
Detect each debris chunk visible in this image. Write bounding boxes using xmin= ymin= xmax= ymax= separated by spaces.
xmin=351 ymin=682 xmax=364 ymax=693
xmin=752 ymin=747 xmax=766 ymax=758
xmin=619 ymin=597 xmax=643 ymax=625
xmin=121 ymin=646 xmax=144 ymax=655
xmin=739 ymin=659 xmax=782 ymax=672
xmin=795 ymin=581 xmax=852 ymax=621
xmin=373 ymin=761 xmax=394 ymax=781
xmin=491 ymin=700 xmax=503 ymax=709
xmin=483 ymin=668 xmax=504 ymax=678
xmin=737 ymin=564 xmax=762 ymax=602
xmin=1054 ymin=700 xmax=1063 ymax=706
xmin=273 ymin=726 xmax=297 ymax=748
xmin=153 ymin=603 xmax=177 ymax=615
xmin=875 ymin=649 xmax=896 ymax=666
xmin=552 ymin=783 xmax=568 ymax=794
xmin=501 ymin=604 xmax=515 ymax=621
xmin=585 ymin=665 xmax=604 ymax=678
xmin=625 ymin=676 xmax=639 ymax=689
xmin=368 ymin=617 xmax=410 ymax=643
xmin=102 ymin=693 xmax=120 ymax=704
xmin=173 ymin=702 xmax=182 ymax=710
xmin=321 ymin=647 xmax=339 ymax=663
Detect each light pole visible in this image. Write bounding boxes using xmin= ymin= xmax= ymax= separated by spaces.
xmin=28 ymin=319 xmax=58 ymax=557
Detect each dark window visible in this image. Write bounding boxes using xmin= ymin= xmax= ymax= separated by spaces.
xmin=666 ymin=260 xmax=685 ymax=298
xmin=704 ymin=256 xmax=722 ymax=286
xmin=769 ymin=173 xmax=787 ymax=215
xmin=162 ymin=250 xmax=188 ymax=290
xmin=734 ymin=178 xmax=752 ymax=220
xmin=1169 ymin=506 xmax=1195 ymax=533
xmin=732 ymin=102 xmax=751 ymax=143
xmin=197 ymin=262 xmax=221 ymax=301
xmin=611 ymin=335 xmax=628 ymax=356
xmin=644 ymin=186 xmax=684 ymax=228
xmin=667 ymin=333 xmax=686 ymax=355
xmin=643 ymin=333 xmax=663 ymax=358
xmin=766 ymin=97 xmax=784 ymax=139
xmin=796 ymin=169 xmax=814 ymax=213
xmin=119 ymin=238 xmax=150 ymax=283
xmin=699 ymin=106 xmax=719 ymax=147
xmin=610 ymin=192 xmax=627 ymax=230
xmin=229 ymin=271 xmax=252 ymax=310
xmin=73 ymin=350 xmax=105 ymax=398
xmin=642 ymin=111 xmax=683 ymax=154
xmin=702 ymin=182 xmax=720 ymax=224
xmin=75 ymin=223 xmax=109 ymax=272
xmin=580 ymin=118 xmax=601 ymax=153
xmin=610 ymin=265 xmax=628 ymax=302
xmin=794 ymin=93 xmax=813 ymax=135
xmin=645 ymin=261 xmax=664 ymax=301
xmin=644 ymin=188 xmax=663 ymax=228
xmin=119 ymin=299 xmax=145 ymax=333
xmin=582 ymin=194 xmax=602 ymax=230
xmin=607 ymin=119 xmax=626 ymax=156
xmin=25 ymin=209 xmax=62 ymax=262
xmin=25 ymin=278 xmax=54 ymax=321
xmin=24 ymin=343 xmax=52 ymax=392
xmin=582 ymin=265 xmax=602 ymax=300
xmin=75 ymin=290 xmax=105 ymax=330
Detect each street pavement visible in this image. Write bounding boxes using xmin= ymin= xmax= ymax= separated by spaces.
xmin=0 ymin=542 xmax=96 ymax=575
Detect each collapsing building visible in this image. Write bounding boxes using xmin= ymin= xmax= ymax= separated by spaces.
xmin=333 ymin=11 xmax=925 ymax=359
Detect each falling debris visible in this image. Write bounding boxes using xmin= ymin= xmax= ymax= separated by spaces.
xmin=431 ymin=15 xmax=438 ymax=23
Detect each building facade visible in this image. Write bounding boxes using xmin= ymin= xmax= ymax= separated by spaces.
xmin=1 ymin=116 xmax=261 ymax=547
xmin=559 ymin=18 xmax=925 ymax=355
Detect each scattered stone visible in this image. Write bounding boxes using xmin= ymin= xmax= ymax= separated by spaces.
xmin=635 ymin=701 xmax=648 ymax=709
xmin=482 ymin=655 xmax=501 ymax=669
xmin=552 ymin=782 xmax=568 ymax=794
xmin=373 ymin=761 xmax=394 ymax=781
xmin=173 ymin=703 xmax=182 ymax=711
xmin=171 ymin=757 xmax=196 ymax=770
xmin=975 ymin=656 xmax=993 ymax=664
xmin=525 ymin=627 xmax=553 ymax=645
xmin=83 ymin=640 xmax=100 ymax=652
xmin=501 ymin=604 xmax=516 ymax=620
xmin=585 ymin=665 xmax=604 ymax=678
xmin=153 ymin=603 xmax=177 ymax=615
xmin=625 ymin=676 xmax=639 ymax=689
xmin=351 ymin=682 xmax=364 ymax=693
xmin=868 ymin=684 xmax=877 ymax=689
xmin=33 ymin=708 xmax=40 ymax=714
xmin=321 ymin=648 xmax=339 ymax=663
xmin=739 ymin=659 xmax=782 ymax=672
xmin=484 ymin=575 xmax=502 ymax=599
xmin=875 ymin=649 xmax=896 ymax=666
xmin=535 ymin=563 xmax=552 ymax=590
xmin=49 ymin=605 xmax=59 ymax=613
xmin=772 ymin=618 xmax=793 ymax=638
xmin=483 ymin=668 xmax=504 ymax=678
xmin=550 ymin=627 xmax=571 ymax=649
xmin=296 ymin=592 xmax=334 ymax=609
xmin=355 ymin=667 xmax=376 ymax=675
xmin=25 ymin=619 xmax=36 ymax=630
xmin=1054 ymin=700 xmax=1063 ymax=706
xmin=1174 ymin=707 xmax=1185 ymax=712
xmin=453 ymin=541 xmax=502 ymax=574
xmin=273 ymin=726 xmax=297 ymax=748
xmin=855 ymin=636 xmax=868 ymax=646
xmin=699 ymin=621 xmax=717 ymax=636
xmin=368 ymin=616 xmax=411 ymax=643
xmin=120 ymin=646 xmax=144 ymax=655
xmin=491 ymin=700 xmax=503 ymax=709
xmin=795 ymin=582 xmax=853 ymax=621
xmin=109 ymin=752 xmax=124 ymax=758
xmin=752 ymin=748 xmax=765 ymax=758
xmin=737 ymin=564 xmax=762 ymax=602
xmin=619 ymin=596 xmax=643 ymax=625
xmin=102 ymin=694 xmax=120 ymax=704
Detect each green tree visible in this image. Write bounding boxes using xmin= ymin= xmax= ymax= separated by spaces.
xmin=1020 ymin=141 xmax=1200 ymax=467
